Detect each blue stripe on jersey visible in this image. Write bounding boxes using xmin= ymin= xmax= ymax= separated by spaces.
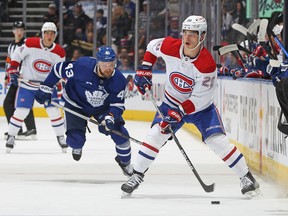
xmin=139 ymin=151 xmax=155 ymax=160
xmin=229 ymin=154 xmax=243 ymax=168
xmin=164 ymin=93 xmax=178 ymax=107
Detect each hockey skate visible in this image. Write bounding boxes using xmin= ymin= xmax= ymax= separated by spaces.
xmin=72 ymin=148 xmax=82 ymax=161
xmin=6 ymin=135 xmax=16 ymax=153
xmin=115 ymin=156 xmax=133 ymax=177
xmin=121 ymin=172 xmax=144 ymax=198
xmin=57 ymin=136 xmax=68 ymax=153
xmin=240 ymin=171 xmax=260 ymax=199
xmin=23 ymin=129 xmax=37 ymax=140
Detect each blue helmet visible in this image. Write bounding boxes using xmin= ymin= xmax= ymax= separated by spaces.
xmin=96 ymin=46 xmax=116 ymax=62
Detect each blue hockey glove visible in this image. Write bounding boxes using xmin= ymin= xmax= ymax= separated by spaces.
xmin=35 ymin=84 xmax=54 ymax=105
xmin=134 ymin=65 xmax=152 ymax=95
xmin=159 ymin=108 xmax=183 ymax=133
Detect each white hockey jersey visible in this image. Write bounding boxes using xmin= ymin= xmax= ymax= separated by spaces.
xmin=11 ymin=37 xmax=66 ymax=90
xmin=144 ymin=37 xmax=217 ymax=114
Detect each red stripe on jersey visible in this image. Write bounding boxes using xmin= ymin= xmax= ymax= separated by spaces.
xmin=165 ymin=90 xmax=182 ymax=104
xmin=193 ymin=48 xmax=217 ymax=74
xmin=12 ymin=116 xmax=24 ymax=122
xmin=223 ymin=146 xmax=236 ymax=161
xmin=160 ymin=37 xmax=181 ymax=58
xmin=51 ymin=117 xmax=62 ymax=122
xmin=143 ymin=51 xmax=157 ymax=65
xmin=143 ymin=142 xmax=159 ymax=153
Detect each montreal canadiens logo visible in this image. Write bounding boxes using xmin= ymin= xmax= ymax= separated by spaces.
xmin=169 ymin=72 xmax=194 ymax=93
xmin=33 ymin=60 xmax=52 ymax=73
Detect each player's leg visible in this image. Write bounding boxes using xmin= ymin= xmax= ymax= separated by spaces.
xmin=3 ymin=85 xmax=24 ymax=138
xmin=121 ymin=103 xmax=184 ymax=194
xmin=23 ymin=109 xmax=37 ymax=139
xmin=6 ymin=87 xmax=33 ymax=152
xmin=110 ymin=117 xmax=133 ymax=177
xmin=190 ymin=104 xmax=260 ymax=197
xmin=64 ymin=109 xmax=87 ymax=161
xmin=45 ymin=103 xmax=67 ymax=152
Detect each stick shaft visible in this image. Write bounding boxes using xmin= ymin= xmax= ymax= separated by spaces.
xmin=50 ymin=101 xmax=143 ymax=145
xmin=145 ymin=89 xmax=215 ymax=193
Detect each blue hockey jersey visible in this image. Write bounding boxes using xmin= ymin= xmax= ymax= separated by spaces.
xmin=44 ymin=56 xmax=127 ymax=118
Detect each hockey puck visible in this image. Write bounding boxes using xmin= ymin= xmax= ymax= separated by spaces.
xmin=211 ymin=201 xmax=220 ymax=204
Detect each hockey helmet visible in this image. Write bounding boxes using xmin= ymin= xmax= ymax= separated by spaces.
xmin=13 ymin=21 xmax=25 ymax=29
xmin=96 ymin=46 xmax=116 ymax=62
xmin=41 ymin=22 xmax=57 ymax=33
xmin=182 ymin=15 xmax=207 ymax=35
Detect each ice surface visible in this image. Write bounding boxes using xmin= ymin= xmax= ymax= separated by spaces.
xmin=0 ymin=117 xmax=287 ymax=216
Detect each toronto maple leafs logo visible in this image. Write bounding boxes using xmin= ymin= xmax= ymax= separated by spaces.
xmin=85 ymin=88 xmax=109 ymax=107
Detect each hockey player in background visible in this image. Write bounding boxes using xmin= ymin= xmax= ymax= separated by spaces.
xmin=35 ymin=46 xmax=133 ymax=177
xmin=121 ymin=15 xmax=260 ymax=197
xmin=6 ymin=22 xmax=68 ymax=153
xmin=4 ymin=21 xmax=37 ymax=140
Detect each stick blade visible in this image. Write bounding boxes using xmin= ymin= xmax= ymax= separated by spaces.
xmin=258 ymin=19 xmax=268 ymax=42
xmin=218 ymin=44 xmax=238 ymax=55
xmin=232 ymin=23 xmax=248 ymax=36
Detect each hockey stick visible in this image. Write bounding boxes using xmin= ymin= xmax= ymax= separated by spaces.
xmin=218 ymin=44 xmax=247 ymax=68
xmin=50 ymin=101 xmax=143 ymax=145
xmin=145 ymin=88 xmax=215 ymax=193
xmin=258 ymin=19 xmax=278 ymax=60
xmin=267 ymin=25 xmax=288 ymax=58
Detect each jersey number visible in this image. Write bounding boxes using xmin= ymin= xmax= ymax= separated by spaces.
xmin=202 ymin=76 xmax=215 ymax=88
xmin=65 ymin=63 xmax=74 ymax=78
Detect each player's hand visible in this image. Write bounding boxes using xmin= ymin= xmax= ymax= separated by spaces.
xmin=7 ymin=66 xmax=20 ymax=87
xmin=9 ymin=73 xmax=20 ymax=87
xmin=101 ymin=114 xmax=115 ymax=131
xmin=159 ymin=108 xmax=183 ymax=133
xmin=35 ymin=84 xmax=53 ymax=105
xmin=134 ymin=65 xmax=152 ymax=94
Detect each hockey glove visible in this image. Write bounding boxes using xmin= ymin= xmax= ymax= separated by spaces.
xmin=99 ymin=113 xmax=115 ymax=135
xmin=9 ymin=73 xmax=20 ymax=87
xmin=159 ymin=108 xmax=183 ymax=133
xmin=7 ymin=66 xmax=20 ymax=87
xmin=134 ymin=65 xmax=152 ymax=95
xmin=35 ymin=84 xmax=54 ymax=105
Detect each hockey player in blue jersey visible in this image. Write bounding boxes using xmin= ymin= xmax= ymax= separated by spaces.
xmin=35 ymin=46 xmax=133 ymax=177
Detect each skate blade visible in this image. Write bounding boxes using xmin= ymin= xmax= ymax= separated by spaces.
xmin=121 ymin=192 xmax=132 ymax=199
xmin=244 ymin=188 xmax=262 ymax=199
xmin=24 ymin=135 xmax=37 ymax=140
xmin=6 ymin=147 xmax=12 ymax=153
xmin=61 ymin=147 xmax=68 ymax=153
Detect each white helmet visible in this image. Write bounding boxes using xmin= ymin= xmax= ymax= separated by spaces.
xmin=41 ymin=22 xmax=57 ymax=38
xmin=182 ymin=15 xmax=207 ymax=35
xmin=182 ymin=15 xmax=207 ymax=50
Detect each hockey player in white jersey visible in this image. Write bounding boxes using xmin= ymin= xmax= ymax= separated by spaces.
xmin=121 ymin=15 xmax=260 ymax=198
xmin=5 ymin=22 xmax=68 ymax=153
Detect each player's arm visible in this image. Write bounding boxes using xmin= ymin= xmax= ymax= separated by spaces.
xmin=100 ymin=77 xmax=126 ymax=133
xmin=134 ymin=38 xmax=165 ymax=94
xmin=35 ymin=61 xmax=75 ymax=105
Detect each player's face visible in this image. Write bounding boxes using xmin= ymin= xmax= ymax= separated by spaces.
xmin=13 ymin=28 xmax=24 ymax=41
xmin=182 ymin=30 xmax=199 ymax=49
xmin=42 ymin=31 xmax=56 ymax=47
xmin=98 ymin=61 xmax=116 ymax=78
